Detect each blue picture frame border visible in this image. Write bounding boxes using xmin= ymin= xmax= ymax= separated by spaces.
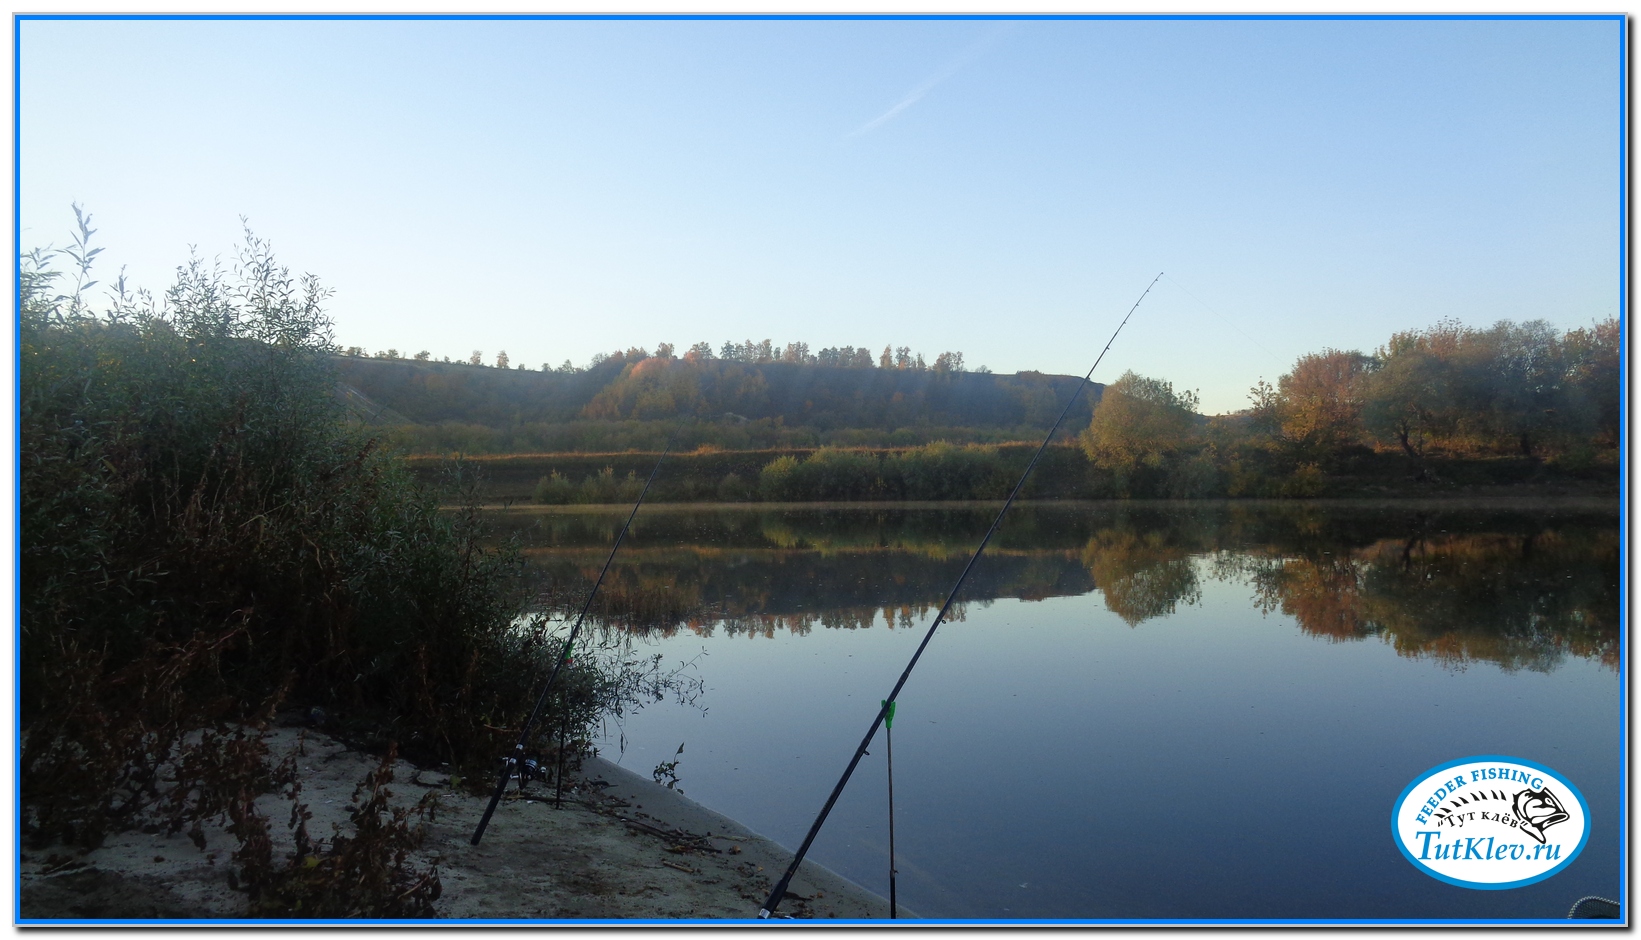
xmin=10 ymin=10 xmax=1628 ymax=928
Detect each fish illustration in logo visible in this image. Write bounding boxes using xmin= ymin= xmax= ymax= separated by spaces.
xmin=1512 ymin=787 xmax=1570 ymax=844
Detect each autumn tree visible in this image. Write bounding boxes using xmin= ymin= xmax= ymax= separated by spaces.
xmin=1263 ymin=349 xmax=1374 ymax=461
xmin=1080 ymin=371 xmax=1202 ymax=490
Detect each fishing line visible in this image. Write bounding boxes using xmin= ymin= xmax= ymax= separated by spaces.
xmin=470 ymin=432 xmax=677 ymax=846
xmin=757 ymin=272 xmax=1163 ymax=919
xmin=1160 ymin=272 xmax=1285 ymax=369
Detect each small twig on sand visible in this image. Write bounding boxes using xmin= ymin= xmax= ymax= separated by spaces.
xmin=617 ymin=817 xmax=722 ymax=854
xmin=661 ymin=860 xmax=697 ymax=874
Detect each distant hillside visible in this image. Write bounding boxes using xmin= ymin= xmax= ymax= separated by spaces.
xmin=335 ymin=353 xmax=1101 ymax=454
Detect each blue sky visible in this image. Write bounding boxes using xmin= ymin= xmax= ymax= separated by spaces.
xmin=19 ymin=16 xmax=1623 ymax=414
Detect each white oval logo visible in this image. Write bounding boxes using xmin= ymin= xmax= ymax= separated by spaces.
xmin=1392 ymin=755 xmax=1590 ymax=890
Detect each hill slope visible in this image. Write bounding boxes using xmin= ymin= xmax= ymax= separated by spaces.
xmin=336 ymin=354 xmax=1101 ymax=454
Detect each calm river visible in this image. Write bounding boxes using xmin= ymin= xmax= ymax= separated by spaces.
xmin=486 ymin=499 xmax=1621 ymax=921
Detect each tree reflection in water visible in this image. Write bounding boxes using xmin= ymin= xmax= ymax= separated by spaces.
xmin=1236 ymin=530 xmax=1620 ymax=670
xmin=1079 ymin=529 xmax=1201 ymax=625
xmin=488 ymin=501 xmax=1617 ymax=672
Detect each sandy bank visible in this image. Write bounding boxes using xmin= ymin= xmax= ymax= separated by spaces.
xmin=20 ymin=727 xmax=906 ymax=921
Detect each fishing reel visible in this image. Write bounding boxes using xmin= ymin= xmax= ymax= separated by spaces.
xmin=500 ymin=752 xmax=546 ymax=791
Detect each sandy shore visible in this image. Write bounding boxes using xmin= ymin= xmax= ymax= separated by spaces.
xmin=20 ymin=727 xmax=906 ymax=922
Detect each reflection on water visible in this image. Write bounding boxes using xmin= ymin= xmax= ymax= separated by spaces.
xmin=480 ymin=500 xmax=1620 ymax=920
xmin=1234 ymin=530 xmax=1619 ymax=671
xmin=490 ymin=501 xmax=1619 ymax=673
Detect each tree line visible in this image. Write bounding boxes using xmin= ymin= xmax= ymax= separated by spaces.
xmin=341 ymin=339 xmax=982 ymax=375
xmin=397 ymin=315 xmax=1615 ymax=501
xmin=351 ymin=317 xmax=1617 ymax=486
xmin=1080 ymin=317 xmax=1618 ymax=498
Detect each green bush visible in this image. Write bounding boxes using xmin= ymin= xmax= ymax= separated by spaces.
xmin=716 ymin=472 xmax=753 ymax=501
xmin=535 ymin=467 xmax=648 ymax=504
xmin=789 ymin=447 xmax=883 ymax=500
xmin=557 ymin=467 xmax=640 ymax=504
xmin=1163 ymin=452 xmax=1222 ymax=499
xmin=755 ymin=443 xmax=1021 ymax=502
xmin=759 ymin=455 xmax=801 ymax=500
xmin=888 ymin=441 xmax=1012 ymax=499
xmin=533 ymin=470 xmax=576 ymax=504
xmin=1279 ymin=463 xmax=1327 ymax=498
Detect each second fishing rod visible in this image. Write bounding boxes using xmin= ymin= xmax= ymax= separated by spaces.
xmin=758 ymin=272 xmax=1163 ymax=919
xmin=470 ymin=430 xmax=677 ymax=846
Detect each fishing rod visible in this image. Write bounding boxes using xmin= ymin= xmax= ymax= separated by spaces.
xmin=758 ymin=272 xmax=1163 ymax=919
xmin=471 ymin=435 xmax=676 ymax=846
xmin=883 ymin=699 xmax=898 ymax=919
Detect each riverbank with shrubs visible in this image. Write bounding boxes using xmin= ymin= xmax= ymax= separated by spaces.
xmin=422 ymin=314 xmax=1620 ymax=507
xmin=19 ymin=217 xmax=681 ymax=916
xmin=408 ymin=441 xmax=1614 ymax=506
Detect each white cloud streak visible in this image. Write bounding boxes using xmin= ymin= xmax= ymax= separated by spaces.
xmin=846 ymin=29 xmax=1008 ymax=139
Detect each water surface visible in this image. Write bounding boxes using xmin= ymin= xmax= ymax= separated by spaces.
xmin=490 ymin=500 xmax=1621 ymax=920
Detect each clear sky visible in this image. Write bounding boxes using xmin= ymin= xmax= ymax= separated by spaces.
xmin=19 ymin=15 xmax=1623 ymax=414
